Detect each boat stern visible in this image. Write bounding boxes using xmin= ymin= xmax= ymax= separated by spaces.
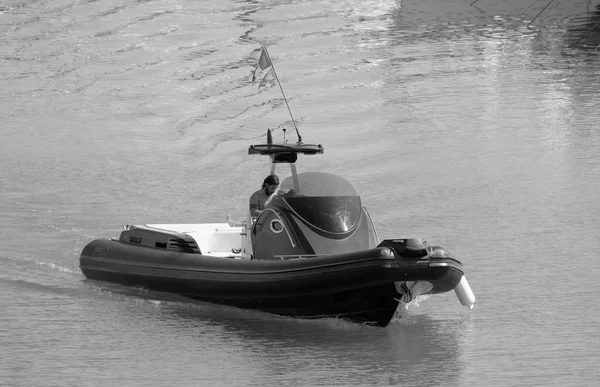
xmin=378 ymin=238 xmax=476 ymax=309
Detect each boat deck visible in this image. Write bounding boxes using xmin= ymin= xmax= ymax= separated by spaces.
xmin=146 ymin=223 xmax=246 ymax=258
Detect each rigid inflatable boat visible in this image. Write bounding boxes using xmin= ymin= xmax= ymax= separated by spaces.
xmin=79 ymin=131 xmax=475 ymax=327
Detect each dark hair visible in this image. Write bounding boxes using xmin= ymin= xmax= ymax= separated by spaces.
xmin=262 ymin=174 xmax=279 ymax=188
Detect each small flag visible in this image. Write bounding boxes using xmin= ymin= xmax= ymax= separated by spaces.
xmin=258 ymin=68 xmax=273 ymax=88
xmin=257 ymin=48 xmax=272 ymax=70
xmin=252 ymin=46 xmax=274 ymax=86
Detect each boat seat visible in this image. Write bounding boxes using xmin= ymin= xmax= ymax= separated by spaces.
xmin=187 ymin=228 xmax=243 ymax=256
xmin=227 ymin=215 xmax=246 ymax=227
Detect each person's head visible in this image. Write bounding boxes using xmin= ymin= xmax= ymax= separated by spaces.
xmin=262 ymin=174 xmax=279 ymax=195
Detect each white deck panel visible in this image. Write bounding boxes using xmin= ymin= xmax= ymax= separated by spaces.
xmin=146 ymin=223 xmax=244 ymax=256
xmin=146 ymin=223 xmax=242 ymax=234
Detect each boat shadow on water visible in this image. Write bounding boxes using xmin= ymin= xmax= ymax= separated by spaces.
xmin=86 ymin=279 xmax=470 ymax=384
xmin=156 ymin=291 xmax=470 ymax=385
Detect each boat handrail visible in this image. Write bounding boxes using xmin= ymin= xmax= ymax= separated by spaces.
xmin=214 ymin=227 xmax=244 ymax=233
xmin=227 ymin=215 xmax=246 ymax=227
xmin=363 ymin=206 xmax=379 ymax=244
xmin=260 ymin=208 xmax=297 ymax=248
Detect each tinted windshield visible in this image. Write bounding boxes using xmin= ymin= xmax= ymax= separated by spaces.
xmin=279 ymin=172 xmax=361 ymax=233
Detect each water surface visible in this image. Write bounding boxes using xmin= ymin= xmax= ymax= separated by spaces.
xmin=2 ymin=0 xmax=600 ymax=386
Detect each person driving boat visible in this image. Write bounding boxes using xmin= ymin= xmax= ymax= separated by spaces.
xmin=249 ymin=174 xmax=280 ymax=217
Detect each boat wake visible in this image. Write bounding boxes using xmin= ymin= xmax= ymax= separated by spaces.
xmin=0 ymin=253 xmax=80 ymax=275
xmin=0 ymin=254 xmax=92 ymax=299
xmin=390 ymin=295 xmax=433 ymax=324
xmin=0 ymin=276 xmax=80 ymax=297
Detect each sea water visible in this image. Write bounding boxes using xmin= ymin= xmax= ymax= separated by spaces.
xmin=2 ymin=0 xmax=600 ymax=386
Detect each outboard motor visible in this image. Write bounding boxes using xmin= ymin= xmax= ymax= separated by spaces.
xmin=377 ymin=238 xmax=430 ymax=260
xmin=379 ymin=238 xmax=476 ymax=309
